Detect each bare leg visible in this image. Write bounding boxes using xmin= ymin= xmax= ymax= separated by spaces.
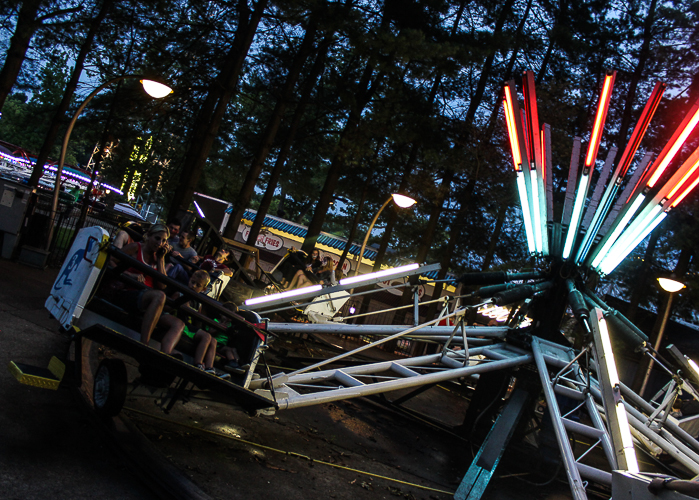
xmin=192 ymin=330 xmax=212 ymax=365
xmin=158 ymin=313 xmax=184 ymax=354
xmin=297 ymin=274 xmax=315 ymax=288
xmin=203 ymin=338 xmax=217 ymax=369
xmin=287 ymin=269 xmax=305 ymax=289
xmin=221 ymin=346 xmax=239 ymax=362
xmin=139 ymin=289 xmax=167 ymax=344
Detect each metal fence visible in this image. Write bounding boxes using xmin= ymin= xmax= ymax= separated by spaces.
xmin=25 ymin=194 xmax=127 ymax=268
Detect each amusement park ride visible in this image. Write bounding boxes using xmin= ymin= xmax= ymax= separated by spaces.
xmin=9 ymin=69 xmax=699 ymax=499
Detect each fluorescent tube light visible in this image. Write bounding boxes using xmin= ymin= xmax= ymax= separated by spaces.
xmin=516 ymin=171 xmax=536 ymax=253
xmin=599 ymin=212 xmax=667 ymax=275
xmin=245 ymin=285 xmax=323 ymax=306
xmin=531 ymin=169 xmax=543 ymax=253
xmin=591 ymin=194 xmax=645 ymax=268
xmin=193 ymin=200 xmax=206 ymax=218
xmin=585 ymin=74 xmax=615 ymax=167
xmin=562 ymin=174 xmax=589 ymax=259
xmin=598 ymin=315 xmax=640 ymax=473
xmin=340 ymin=263 xmax=420 ymax=286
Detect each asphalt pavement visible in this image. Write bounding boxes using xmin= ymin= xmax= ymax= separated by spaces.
xmin=0 ymin=257 xmax=156 ymax=500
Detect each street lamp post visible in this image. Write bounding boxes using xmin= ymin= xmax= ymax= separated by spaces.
xmin=45 ymin=76 xmax=172 ymax=252
xmin=352 ymin=193 xmax=416 ymax=277
xmin=639 ymin=276 xmax=686 ymax=397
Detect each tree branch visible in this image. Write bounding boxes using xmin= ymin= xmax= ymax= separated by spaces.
xmin=37 ymin=5 xmax=83 ymax=24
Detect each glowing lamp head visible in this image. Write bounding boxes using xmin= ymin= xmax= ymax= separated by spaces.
xmin=391 ymin=193 xmax=417 ymax=208
xmin=141 ymin=79 xmax=173 ymax=98
xmin=349 ymin=306 xmax=356 ymax=315
xmin=658 ymin=277 xmax=685 ymax=293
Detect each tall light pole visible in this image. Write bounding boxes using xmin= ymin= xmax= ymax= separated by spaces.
xmin=45 ymin=76 xmax=172 ymax=252
xmin=639 ymin=276 xmax=686 ymax=397
xmin=352 ymin=193 xmax=416 ymax=277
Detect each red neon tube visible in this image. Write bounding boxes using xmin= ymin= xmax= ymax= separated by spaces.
xmin=648 ymin=105 xmax=699 ymax=188
xmin=585 ymin=72 xmax=616 ymax=168
xmin=671 ymin=173 xmax=699 ymax=207
xmin=616 ymin=82 xmax=665 ymax=178
xmin=504 ymin=88 xmax=522 ymax=168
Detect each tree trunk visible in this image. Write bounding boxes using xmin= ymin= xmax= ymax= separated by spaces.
xmin=481 ymin=201 xmax=509 ymax=270
xmin=423 ymin=178 xmax=478 ymax=321
xmin=0 ymin=0 xmax=44 ymax=111
xmin=614 ymin=0 xmax=657 ymax=158
xmin=28 ymin=0 xmax=114 ymax=187
xmin=245 ymin=37 xmax=331 ymax=246
xmin=226 ymin=12 xmax=320 ymax=241
xmin=337 ymin=176 xmax=371 ymax=275
xmin=625 ymin=227 xmax=660 ymax=322
xmin=168 ymin=0 xmax=268 ymax=218
xmin=300 ymin=62 xmax=382 ymax=254
xmin=415 ymin=169 xmax=454 ymax=264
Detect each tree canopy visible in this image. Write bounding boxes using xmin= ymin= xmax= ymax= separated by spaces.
xmin=1 ymin=0 xmax=698 ymax=322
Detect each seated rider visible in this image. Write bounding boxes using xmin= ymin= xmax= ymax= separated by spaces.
xmin=110 ymin=223 xmax=184 ymax=354
xmin=174 ymin=270 xmax=230 ymax=379
xmin=113 ymin=222 xmax=143 ymax=249
xmin=166 ymin=230 xmax=198 ymax=285
xmin=193 ymin=247 xmax=233 ymax=277
xmin=215 ymin=302 xmax=247 ymax=375
xmin=315 ymin=257 xmax=337 ymax=286
xmin=285 ymin=248 xmax=322 ymax=290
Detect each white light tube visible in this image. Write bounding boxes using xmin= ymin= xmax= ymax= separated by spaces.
xmin=607 ymin=204 xmax=663 ymax=263
xmin=599 ymin=212 xmax=667 ymax=275
xmin=193 ymin=200 xmax=206 ymax=218
xmin=339 ymin=263 xmax=420 ymax=286
xmin=245 ymin=285 xmax=323 ymax=306
xmin=591 ymin=194 xmax=646 ymax=268
xmin=562 ymin=174 xmax=590 ymax=259
xmin=516 ymin=171 xmax=536 ymax=254
xmin=687 ymin=357 xmax=699 ymax=378
xmin=598 ymin=316 xmax=640 ymax=473
xmin=531 ymin=169 xmax=543 ymax=253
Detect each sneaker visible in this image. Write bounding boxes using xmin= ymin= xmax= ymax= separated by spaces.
xmin=223 ymin=360 xmax=246 ymax=375
xmin=195 ymin=363 xmax=205 ymax=370
xmin=205 ymin=367 xmax=231 ymax=380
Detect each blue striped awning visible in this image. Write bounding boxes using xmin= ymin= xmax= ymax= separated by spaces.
xmin=236 ymin=209 xmax=378 ymax=260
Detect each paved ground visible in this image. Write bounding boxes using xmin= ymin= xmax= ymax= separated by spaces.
xmin=0 ymin=258 xmax=156 ymax=500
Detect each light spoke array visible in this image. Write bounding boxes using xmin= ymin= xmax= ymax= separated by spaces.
xmin=503 ymin=72 xmax=699 ymax=276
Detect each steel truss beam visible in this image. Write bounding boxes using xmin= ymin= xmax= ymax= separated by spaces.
xmin=253 ymin=341 xmax=532 ymax=410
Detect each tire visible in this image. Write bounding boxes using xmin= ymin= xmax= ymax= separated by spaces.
xmin=93 ymin=358 xmax=127 ymax=417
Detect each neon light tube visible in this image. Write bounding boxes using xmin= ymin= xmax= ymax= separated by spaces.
xmin=245 ymin=285 xmax=323 ymax=306
xmin=340 ymin=263 xmax=420 ymax=286
xmin=688 ymin=358 xmax=699 ymax=378
xmin=615 ymin=82 xmax=665 ymax=178
xmin=503 ymin=89 xmax=522 ymax=167
xmin=598 ymin=315 xmax=640 ymax=473
xmin=609 ymin=204 xmax=663 ymax=264
xmin=101 ymin=183 xmax=123 ymax=195
xmin=599 ymin=212 xmax=667 ymax=275
xmin=531 ymin=169 xmax=543 ymax=253
xmin=562 ymin=174 xmax=589 ymax=259
xmin=585 ymin=74 xmax=615 ymax=168
xmin=671 ymin=174 xmax=699 ymax=207
xmin=590 ymin=194 xmax=646 ymax=268
xmin=193 ymin=200 xmax=206 ymax=218
xmin=648 ymin=106 xmax=699 ymax=188
xmin=516 ymin=171 xmax=536 ymax=253
xmin=668 ymin=156 xmax=699 ymax=200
